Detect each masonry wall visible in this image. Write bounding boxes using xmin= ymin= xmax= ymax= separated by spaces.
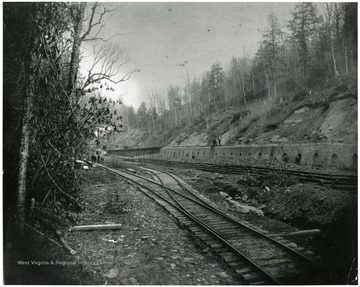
xmin=159 ymin=144 xmax=358 ymax=170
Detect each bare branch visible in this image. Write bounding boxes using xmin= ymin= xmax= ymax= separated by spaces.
xmin=81 ymin=43 xmax=139 ymax=90
xmin=82 ymin=32 xmax=127 ymax=43
xmin=80 ymin=2 xmax=100 ymax=41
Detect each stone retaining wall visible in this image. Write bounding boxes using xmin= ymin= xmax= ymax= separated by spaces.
xmin=108 ymin=147 xmax=162 ymax=157
xmin=159 ymin=144 xmax=357 ymax=170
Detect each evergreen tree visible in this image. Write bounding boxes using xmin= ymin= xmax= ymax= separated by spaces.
xmin=227 ymin=56 xmax=242 ymax=103
xmin=208 ymin=61 xmax=226 ymax=109
xmin=137 ymin=102 xmax=148 ymax=129
xmin=167 ymin=85 xmax=182 ymax=126
xmin=262 ymin=12 xmax=283 ymax=98
xmin=288 ymin=3 xmax=321 ymax=82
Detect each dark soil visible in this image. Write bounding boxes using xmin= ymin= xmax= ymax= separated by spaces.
xmin=5 ymin=163 xmax=357 ymax=285
xmin=146 ymin=163 xmax=358 ymax=285
xmin=5 ymin=167 xmax=240 ymax=284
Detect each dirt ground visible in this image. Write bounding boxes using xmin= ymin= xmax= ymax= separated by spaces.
xmin=5 ymin=163 xmax=357 ymax=285
xmin=157 ymin=164 xmax=358 ymax=285
xmin=5 ymin=167 xmax=238 ymax=285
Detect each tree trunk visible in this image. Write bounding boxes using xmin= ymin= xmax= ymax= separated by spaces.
xmin=330 ymin=30 xmax=339 ymax=81
xmin=67 ymin=2 xmax=86 ymax=175
xmin=152 ymin=117 xmax=157 ymax=134
xmin=174 ymin=109 xmax=178 ymax=126
xmin=126 ymin=109 xmax=130 ymax=130
xmin=16 ymin=3 xmax=39 ymax=234
xmin=325 ymin=53 xmax=332 ymax=75
xmin=274 ymin=81 xmax=277 ymax=99
xmin=67 ymin=2 xmax=86 ymax=95
xmin=204 ymin=112 xmax=209 ymax=130
xmin=266 ymin=73 xmax=272 ymax=117
xmin=343 ymin=39 xmax=349 ymax=76
xmin=242 ymin=82 xmax=247 ymax=105
xmin=189 ymin=100 xmax=193 ymax=119
xmin=251 ymin=69 xmax=255 ymax=96
xmin=17 ymin=75 xmax=34 ymax=235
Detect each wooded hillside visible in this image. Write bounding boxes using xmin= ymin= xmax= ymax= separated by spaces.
xmin=103 ymin=3 xmax=357 ymax=148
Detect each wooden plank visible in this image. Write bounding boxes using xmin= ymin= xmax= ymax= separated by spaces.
xmin=70 ymin=224 xmax=122 ymax=231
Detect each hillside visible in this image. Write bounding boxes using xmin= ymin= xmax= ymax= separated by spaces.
xmin=104 ymin=85 xmax=357 ymax=150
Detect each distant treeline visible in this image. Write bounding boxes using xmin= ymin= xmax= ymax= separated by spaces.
xmin=121 ymin=3 xmax=357 ymax=133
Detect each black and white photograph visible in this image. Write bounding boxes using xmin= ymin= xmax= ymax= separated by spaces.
xmin=3 ymin=2 xmax=358 ymax=285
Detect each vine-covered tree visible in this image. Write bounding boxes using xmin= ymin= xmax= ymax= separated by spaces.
xmin=4 ymin=2 xmax=136 ymax=238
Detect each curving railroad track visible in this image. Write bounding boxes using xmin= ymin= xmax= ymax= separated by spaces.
xmin=121 ymin=158 xmax=357 ymax=191
xmin=98 ymin=163 xmax=330 ymax=285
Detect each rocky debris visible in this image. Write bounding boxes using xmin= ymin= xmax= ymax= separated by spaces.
xmin=294 ymin=106 xmax=309 ymax=114
xmin=219 ymin=191 xmax=228 ymax=198
xmin=219 ymin=271 xmax=229 ymax=278
xmin=213 ymin=173 xmax=225 ymax=179
xmin=227 ymin=198 xmax=264 ymax=216
xmin=168 ymin=164 xmax=356 ymax=241
xmin=104 ymin=268 xmax=119 ymax=279
xmin=270 ymin=134 xmax=280 ymax=142
xmin=128 ymin=277 xmax=139 ymax=284
xmin=284 ymin=118 xmax=303 ymax=125
xmin=65 ymin=168 xmax=237 ymax=285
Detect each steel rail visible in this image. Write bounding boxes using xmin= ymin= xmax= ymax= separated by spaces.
xmin=136 ymin=165 xmax=322 ymax=268
xmin=117 ymin=163 xmax=323 ymax=267
xmin=127 ymin=158 xmax=357 ymax=189
xmin=100 ymin=164 xmax=329 ymax=282
xmin=133 ymin=157 xmax=357 ymax=178
xmin=99 ymin=164 xmax=281 ymax=284
xmin=142 ymin=166 xmax=282 ymax=284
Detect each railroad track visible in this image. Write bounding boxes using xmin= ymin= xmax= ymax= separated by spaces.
xmin=121 ymin=158 xmax=357 ymax=191
xmin=98 ymin=163 xmax=329 ymax=285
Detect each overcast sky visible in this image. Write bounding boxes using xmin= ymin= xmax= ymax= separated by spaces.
xmin=82 ymin=2 xmax=297 ymax=108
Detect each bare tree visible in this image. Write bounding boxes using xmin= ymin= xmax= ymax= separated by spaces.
xmin=148 ymin=91 xmax=158 ymax=134
xmin=67 ymin=2 xmax=86 ymax=95
xmin=81 ymin=44 xmax=139 ymax=90
xmin=322 ymin=3 xmax=339 ymax=80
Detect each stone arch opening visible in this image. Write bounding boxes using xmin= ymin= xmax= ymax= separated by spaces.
xmin=282 ymin=153 xmax=288 ymax=162
xmin=295 ymin=153 xmax=302 ymax=164
xmin=352 ymin=153 xmax=357 ymax=169
xmin=258 ymin=153 xmax=262 ymax=159
xmin=270 ymin=152 xmax=275 ymax=160
xmin=313 ymin=152 xmax=319 ymax=163
xmin=331 ymin=154 xmax=338 ymax=164
xmin=230 ymin=152 xmax=233 ymax=155
xmin=192 ymin=155 xmax=196 ymax=160
xmin=239 ymin=153 xmax=242 ymax=157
